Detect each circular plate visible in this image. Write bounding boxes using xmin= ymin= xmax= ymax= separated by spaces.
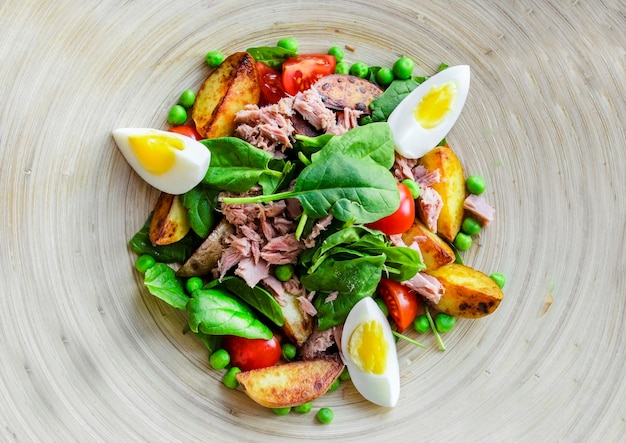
xmin=1 ymin=1 xmax=624 ymax=441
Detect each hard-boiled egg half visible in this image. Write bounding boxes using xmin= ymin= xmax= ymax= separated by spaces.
xmin=388 ymin=65 xmax=470 ymax=159
xmin=112 ymin=128 xmax=210 ymax=195
xmin=340 ymin=297 xmax=400 ymax=407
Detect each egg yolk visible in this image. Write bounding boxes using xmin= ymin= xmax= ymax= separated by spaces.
xmin=129 ymin=134 xmax=185 ymax=174
xmin=347 ymin=320 xmax=388 ymax=375
xmin=414 ymin=81 xmax=457 ymax=129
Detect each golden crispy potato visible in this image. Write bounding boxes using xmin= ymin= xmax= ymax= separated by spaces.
xmin=192 ymin=52 xmax=260 ymax=139
xmin=236 ymin=358 xmax=344 ymax=408
xmin=402 ymin=220 xmax=455 ymax=272
xmin=149 ymin=193 xmax=190 ymax=246
xmin=314 ymin=74 xmax=383 ymax=114
xmin=176 ymin=219 xmax=234 ymax=277
xmin=426 ymin=263 xmax=504 ymax=318
xmin=280 ymin=291 xmax=313 ymax=347
xmin=418 ymin=145 xmax=466 ymax=242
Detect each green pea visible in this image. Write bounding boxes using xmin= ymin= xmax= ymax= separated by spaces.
xmin=335 ymin=61 xmax=350 ymax=75
xmin=349 ymin=62 xmax=369 ymax=78
xmin=222 ymin=367 xmax=241 ymax=389
xmin=339 ymin=367 xmax=351 ymax=381
xmin=316 ymin=407 xmax=334 ymax=424
xmin=209 ymin=349 xmax=230 ymax=370
xmin=393 ymin=56 xmax=414 ymax=80
xmin=453 ymin=232 xmax=472 ymax=251
xmin=375 ymin=67 xmax=394 ymax=87
xmin=435 ymin=313 xmax=456 ymax=333
xmin=274 ymin=264 xmax=294 ymax=282
xmin=277 ymin=37 xmax=298 ymax=52
xmin=281 ymin=343 xmax=297 ymax=361
xmin=374 ymin=298 xmax=389 ymax=317
xmin=186 ymin=276 xmax=203 ymax=294
xmin=466 ymin=175 xmax=486 ymax=195
xmin=134 ymin=254 xmax=156 ymax=274
xmin=461 ymin=217 xmax=482 ymax=236
xmin=413 ymin=315 xmax=430 ymax=333
xmin=293 ymin=401 xmax=312 ymax=414
xmin=178 ymin=89 xmax=196 ymax=109
xmin=490 ymin=272 xmax=506 ymax=289
xmin=272 ymin=406 xmax=292 ymax=416
xmin=401 ymin=179 xmax=421 ymax=199
xmin=327 ymin=378 xmax=340 ymax=393
xmin=328 ymin=45 xmax=344 ymax=62
xmin=205 ymin=50 xmax=225 ymax=68
xmin=167 ymin=105 xmax=187 ymax=125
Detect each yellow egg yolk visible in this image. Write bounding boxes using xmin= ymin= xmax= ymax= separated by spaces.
xmin=128 ymin=134 xmax=185 ymax=174
xmin=348 ymin=320 xmax=388 ymax=375
xmin=414 ymin=81 xmax=457 ymax=129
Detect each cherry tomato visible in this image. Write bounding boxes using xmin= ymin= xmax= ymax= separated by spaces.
xmin=377 ymin=278 xmax=420 ymax=333
xmin=256 ymin=62 xmax=288 ymax=106
xmin=168 ymin=125 xmax=202 ymax=140
xmin=221 ymin=335 xmax=281 ymax=371
xmin=366 ymin=182 xmax=415 ymax=235
xmin=281 ymin=54 xmax=336 ymax=96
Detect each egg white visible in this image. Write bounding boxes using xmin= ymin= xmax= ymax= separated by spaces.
xmin=388 ymin=65 xmax=470 ymax=159
xmin=340 ymin=297 xmax=400 ymax=407
xmin=112 ymin=128 xmax=210 ymax=195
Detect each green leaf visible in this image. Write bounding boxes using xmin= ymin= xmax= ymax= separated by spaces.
xmin=187 ymin=288 xmax=272 ymax=339
xmin=181 ymin=184 xmax=219 ymax=238
xmin=294 ymin=133 xmax=335 ymax=156
xmin=369 ymin=78 xmax=421 ymax=122
xmin=192 ymin=330 xmax=222 ymax=353
xmin=217 ymin=277 xmax=285 ymax=327
xmin=143 ymin=263 xmax=189 ymax=310
xmin=246 ymin=46 xmax=297 ymax=70
xmin=258 ymin=158 xmax=294 ymax=195
xmin=129 ymin=215 xmax=202 ymax=263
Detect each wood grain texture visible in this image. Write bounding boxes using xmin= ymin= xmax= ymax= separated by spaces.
xmin=0 ymin=0 xmax=624 ymax=441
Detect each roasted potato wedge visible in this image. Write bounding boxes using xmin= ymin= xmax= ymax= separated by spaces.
xmin=418 ymin=145 xmax=466 ymax=242
xmin=176 ymin=219 xmax=234 ymax=277
xmin=149 ymin=193 xmax=190 ymax=246
xmin=314 ymin=74 xmax=383 ymax=114
xmin=192 ymin=51 xmax=260 ymax=139
xmin=236 ymin=358 xmax=344 ymax=408
xmin=280 ymin=290 xmax=313 ymax=347
xmin=402 ymin=220 xmax=455 ymax=272
xmin=426 ymin=263 xmax=504 ymax=318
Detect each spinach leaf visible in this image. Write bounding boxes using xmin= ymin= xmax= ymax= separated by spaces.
xmin=200 ymin=137 xmax=283 ymax=192
xmin=246 ymin=46 xmax=297 ymax=70
xmin=187 ymin=288 xmax=272 ymax=339
xmin=216 ymin=276 xmax=285 ymax=327
xmin=143 ymin=263 xmax=189 ymax=310
xmin=294 ymin=133 xmax=335 ymax=156
xmin=128 ymin=215 xmax=202 ymax=263
xmin=258 ymin=158 xmax=294 ymax=195
xmin=182 ymin=184 xmax=219 ymax=238
xmin=193 ymin=331 xmax=222 ymax=354
xmin=369 ymin=78 xmax=421 ymax=122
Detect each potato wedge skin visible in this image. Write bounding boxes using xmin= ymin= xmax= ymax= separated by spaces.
xmin=402 ymin=220 xmax=455 ymax=272
xmin=426 ymin=263 xmax=503 ymax=318
xmin=280 ymin=291 xmax=313 ymax=347
xmin=418 ymin=145 xmax=466 ymax=242
xmin=176 ymin=219 xmax=234 ymax=277
xmin=236 ymin=358 xmax=344 ymax=408
xmin=149 ymin=193 xmax=190 ymax=246
xmin=314 ymin=74 xmax=383 ymax=114
xmin=192 ymin=51 xmax=260 ymax=139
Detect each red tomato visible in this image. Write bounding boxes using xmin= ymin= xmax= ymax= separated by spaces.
xmin=367 ymin=182 xmax=415 ymax=235
xmin=377 ymin=278 xmax=420 ymax=332
xmin=221 ymin=335 xmax=281 ymax=371
xmin=168 ymin=125 xmax=202 ymax=140
xmin=256 ymin=62 xmax=288 ymax=106
xmin=281 ymin=54 xmax=336 ymax=96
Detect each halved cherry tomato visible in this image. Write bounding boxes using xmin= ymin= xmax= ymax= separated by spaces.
xmin=221 ymin=335 xmax=281 ymax=371
xmin=377 ymin=278 xmax=420 ymax=332
xmin=281 ymin=54 xmax=336 ymax=96
xmin=367 ymin=182 xmax=415 ymax=235
xmin=168 ymin=125 xmax=202 ymax=140
xmin=256 ymin=62 xmax=288 ymax=106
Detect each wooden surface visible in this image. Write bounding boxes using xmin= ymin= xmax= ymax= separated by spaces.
xmin=1 ymin=0 xmax=624 ymax=441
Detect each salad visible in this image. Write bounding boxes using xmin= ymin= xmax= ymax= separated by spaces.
xmin=114 ymin=37 xmax=505 ymax=424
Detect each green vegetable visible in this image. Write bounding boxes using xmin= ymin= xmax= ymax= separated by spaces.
xmin=209 ymin=349 xmax=230 ymax=370
xmin=335 ymin=61 xmax=350 ymax=74
xmin=327 ymin=45 xmax=344 ymax=61
xmin=277 ymin=37 xmax=298 ymax=52
xmin=272 ymin=407 xmax=292 ymax=416
xmin=216 ymin=276 xmax=285 ymax=327
xmin=294 ymin=133 xmax=334 ymax=156
xmin=193 ymin=331 xmax=221 ymax=353
xmin=490 ymin=272 xmax=506 ymax=289
xmin=185 ymin=277 xmax=203 ymax=294
xmin=327 ymin=378 xmax=340 ymax=392
xmin=181 ymin=184 xmax=219 ymax=238
xmin=339 ymin=367 xmax=351 ymax=381
xmin=392 ymin=331 xmax=426 ymax=348
xmin=393 ymin=56 xmax=414 ymax=80
xmin=466 ymin=175 xmax=486 ymax=195
xmin=374 ymin=298 xmax=389 ymax=317
xmin=425 ymin=305 xmax=446 ymax=351
xmin=413 ymin=314 xmax=430 ymax=333
xmin=223 ymin=367 xmax=241 ymax=389
xmin=349 ymin=61 xmax=369 ymax=78
xmin=435 ymin=313 xmax=456 ymax=333
xmin=461 ymin=217 xmax=482 ymax=236
xmin=167 ymin=105 xmax=187 ymax=125
xmin=246 ymin=46 xmax=297 ymax=70
xmin=401 ymin=179 xmax=421 ymax=199
xmin=316 ymin=407 xmax=334 ymax=424
xmin=369 ymin=78 xmax=422 ymax=122
xmin=281 ymin=343 xmax=297 ymax=361
xmin=274 ymin=264 xmax=294 ymax=282
xmin=205 ymin=50 xmax=225 ymax=68
xmin=453 ymin=232 xmax=472 ymax=251
xmin=129 ymin=214 xmax=202 ymax=263
xmin=178 ymin=89 xmax=196 ymax=109
xmin=187 ymin=288 xmax=272 ymax=339
xmin=293 ymin=402 xmax=312 ymax=414
xmin=143 ymin=263 xmax=189 ymax=310
xmin=375 ymin=66 xmax=394 ymax=87
xmin=134 ymin=254 xmax=156 ymax=274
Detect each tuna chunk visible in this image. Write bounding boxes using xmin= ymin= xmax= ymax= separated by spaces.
xmin=464 ymin=194 xmax=495 ymax=226
xmin=403 ymin=272 xmax=445 ymax=304
xmin=416 ymin=186 xmax=443 ymax=233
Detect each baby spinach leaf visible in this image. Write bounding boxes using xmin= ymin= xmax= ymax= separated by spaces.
xmin=216 ymin=276 xmax=285 ymax=327
xmin=143 ymin=263 xmax=189 ymax=310
xmin=129 ymin=215 xmax=202 ymax=263
xmin=182 ymin=184 xmax=219 ymax=238
xmin=246 ymin=46 xmax=297 ymax=70
xmin=187 ymin=288 xmax=272 ymax=339
xmin=192 ymin=331 xmax=222 ymax=354
xmin=294 ymin=133 xmax=335 ymax=156
xmin=369 ymin=78 xmax=421 ymax=122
